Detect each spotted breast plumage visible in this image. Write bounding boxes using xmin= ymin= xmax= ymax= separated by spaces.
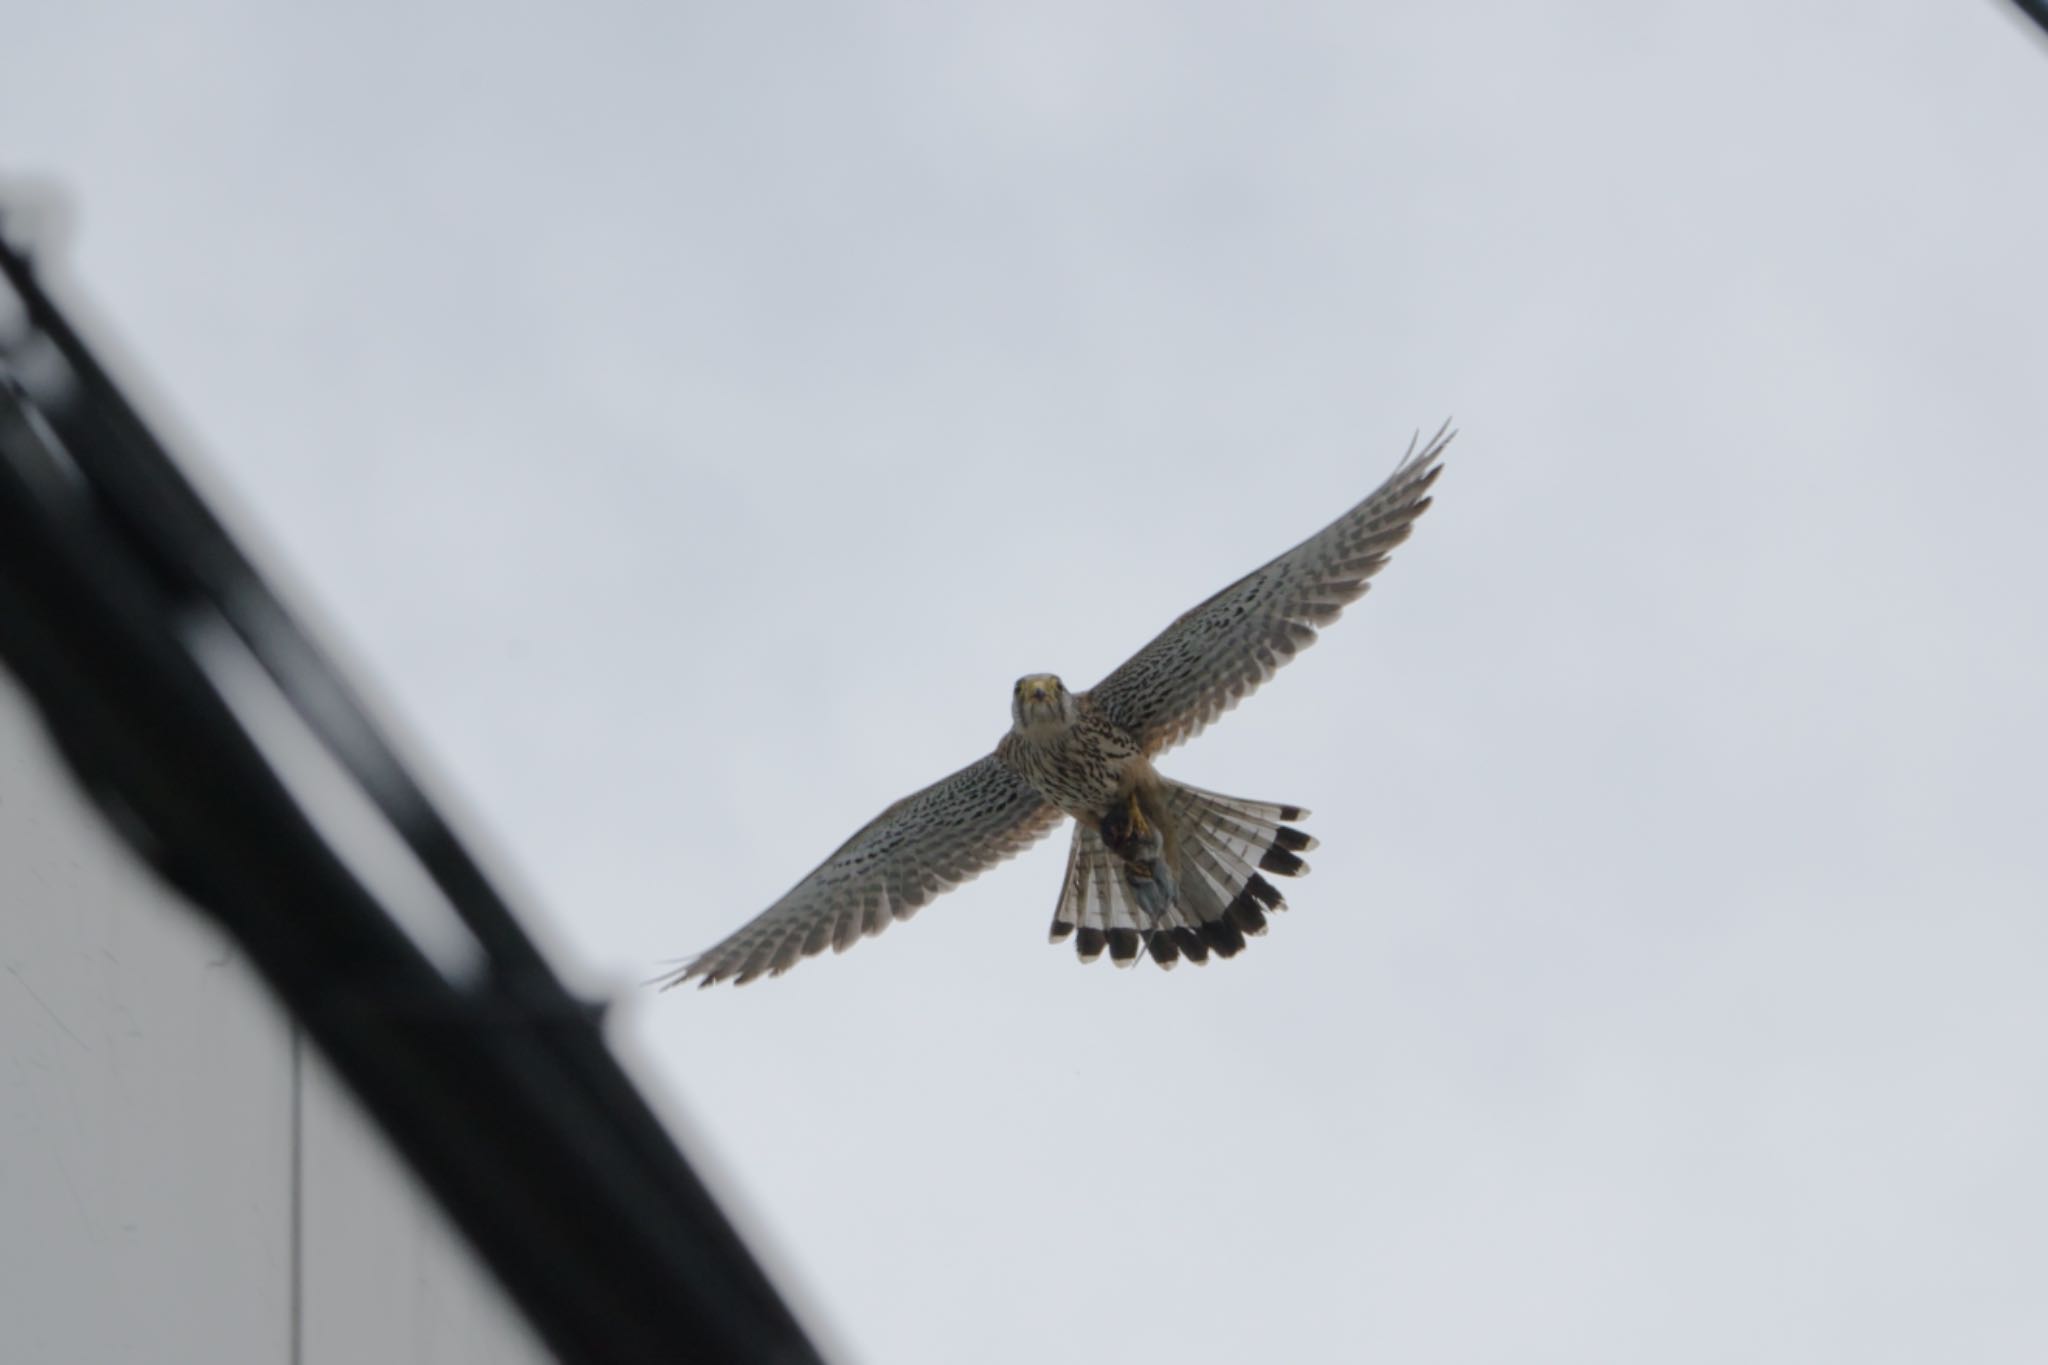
xmin=661 ymin=425 xmax=1451 ymax=987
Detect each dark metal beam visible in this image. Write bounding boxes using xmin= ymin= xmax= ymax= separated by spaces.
xmin=0 ymin=210 xmax=824 ymax=1365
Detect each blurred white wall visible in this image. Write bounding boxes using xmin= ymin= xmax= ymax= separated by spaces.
xmin=0 ymin=669 xmax=547 ymax=1365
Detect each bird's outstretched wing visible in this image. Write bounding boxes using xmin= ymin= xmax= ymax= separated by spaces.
xmin=1086 ymin=425 xmax=1450 ymax=756
xmin=664 ymin=754 xmax=1062 ymax=986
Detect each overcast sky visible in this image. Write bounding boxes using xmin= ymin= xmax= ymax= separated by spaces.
xmin=10 ymin=4 xmax=2048 ymax=1362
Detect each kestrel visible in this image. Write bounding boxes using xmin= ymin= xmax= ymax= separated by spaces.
xmin=664 ymin=426 xmax=1450 ymax=987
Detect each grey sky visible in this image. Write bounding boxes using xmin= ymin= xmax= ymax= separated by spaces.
xmin=9 ymin=4 xmax=2048 ymax=1361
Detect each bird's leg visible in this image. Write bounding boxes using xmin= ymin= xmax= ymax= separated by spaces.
xmin=1099 ymin=789 xmax=1155 ymax=857
xmin=1099 ymin=790 xmax=1177 ymax=962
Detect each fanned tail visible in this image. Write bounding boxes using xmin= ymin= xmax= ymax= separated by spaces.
xmin=1050 ymin=822 xmax=1150 ymax=967
xmin=1048 ymin=781 xmax=1315 ymax=969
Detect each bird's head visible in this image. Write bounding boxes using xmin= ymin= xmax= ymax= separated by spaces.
xmin=1011 ymin=673 xmax=1076 ymax=731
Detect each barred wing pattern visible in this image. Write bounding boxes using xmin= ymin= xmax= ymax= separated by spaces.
xmin=1086 ymin=426 xmax=1450 ymax=756
xmin=664 ymin=755 xmax=1061 ymax=986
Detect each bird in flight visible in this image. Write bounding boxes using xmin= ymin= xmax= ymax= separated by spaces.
xmin=663 ymin=426 xmax=1450 ymax=987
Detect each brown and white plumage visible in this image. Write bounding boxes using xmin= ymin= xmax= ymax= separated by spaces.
xmin=662 ymin=425 xmax=1450 ymax=988
xmin=1087 ymin=426 xmax=1448 ymax=756
xmin=1051 ymin=784 xmax=1314 ymax=969
xmin=670 ymin=757 xmax=1062 ymax=986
